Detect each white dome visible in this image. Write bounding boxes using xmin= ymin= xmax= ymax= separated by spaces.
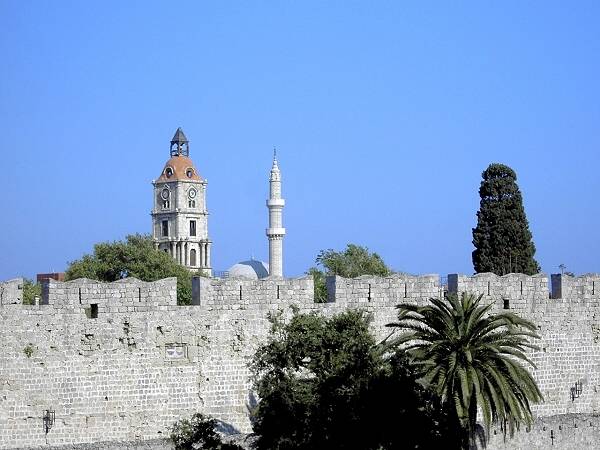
xmin=227 ymin=260 xmax=269 ymax=279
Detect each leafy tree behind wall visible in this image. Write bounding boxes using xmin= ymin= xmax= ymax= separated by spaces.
xmin=472 ymin=163 xmax=540 ymax=275
xmin=307 ymin=244 xmax=391 ymax=302
xmin=22 ymin=279 xmax=41 ymax=305
xmin=65 ymin=234 xmax=196 ymax=304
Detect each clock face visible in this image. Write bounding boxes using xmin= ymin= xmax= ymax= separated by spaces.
xmin=188 ymin=188 xmax=197 ymax=199
xmin=161 ymin=188 xmax=170 ymax=200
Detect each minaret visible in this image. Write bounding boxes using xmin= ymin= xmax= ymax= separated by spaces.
xmin=266 ymin=150 xmax=285 ymax=277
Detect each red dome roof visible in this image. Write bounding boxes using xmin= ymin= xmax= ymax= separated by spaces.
xmin=157 ymin=155 xmax=201 ymax=182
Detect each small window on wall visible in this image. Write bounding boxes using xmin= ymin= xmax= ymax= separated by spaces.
xmin=190 ymin=249 xmax=197 ymax=266
xmin=162 ymin=220 xmax=169 ymax=237
xmin=188 ymin=199 xmax=196 ymax=208
xmin=190 ymin=220 xmax=197 ymax=236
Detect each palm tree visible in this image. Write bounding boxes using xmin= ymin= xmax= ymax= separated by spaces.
xmin=387 ymin=292 xmax=543 ymax=449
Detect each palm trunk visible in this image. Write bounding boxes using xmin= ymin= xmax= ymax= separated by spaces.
xmin=467 ymin=395 xmax=479 ymax=450
xmin=455 ymin=412 xmax=470 ymax=450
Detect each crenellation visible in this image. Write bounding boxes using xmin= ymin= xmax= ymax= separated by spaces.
xmin=38 ymin=278 xmax=179 ymax=313
xmin=448 ymin=272 xmax=549 ymax=313
xmin=192 ymin=276 xmax=313 ymax=307
xmin=551 ymin=273 xmax=600 ymax=300
xmin=0 ymin=278 xmax=23 ymax=306
xmin=325 ymin=274 xmax=441 ymax=306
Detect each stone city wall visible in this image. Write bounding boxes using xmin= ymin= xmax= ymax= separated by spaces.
xmin=486 ymin=414 xmax=600 ymax=450
xmin=1 ymin=273 xmax=600 ymax=449
xmin=448 ymin=273 xmax=600 ymax=417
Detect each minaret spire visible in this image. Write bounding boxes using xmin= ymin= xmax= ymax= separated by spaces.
xmin=266 ymin=150 xmax=285 ymax=277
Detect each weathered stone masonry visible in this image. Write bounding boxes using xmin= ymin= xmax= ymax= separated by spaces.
xmin=1 ymin=273 xmax=600 ymax=449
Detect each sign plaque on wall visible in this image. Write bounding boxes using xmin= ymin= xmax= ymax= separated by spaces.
xmin=165 ymin=344 xmax=187 ymax=360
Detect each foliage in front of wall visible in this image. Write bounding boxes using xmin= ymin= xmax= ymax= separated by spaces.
xmin=171 ymin=412 xmax=244 ymax=450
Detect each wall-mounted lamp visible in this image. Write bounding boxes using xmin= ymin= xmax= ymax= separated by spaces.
xmin=43 ymin=409 xmax=55 ymax=434
xmin=571 ymin=380 xmax=583 ymax=401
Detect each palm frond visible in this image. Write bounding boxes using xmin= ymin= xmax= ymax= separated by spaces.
xmin=389 ymin=291 xmax=543 ymax=447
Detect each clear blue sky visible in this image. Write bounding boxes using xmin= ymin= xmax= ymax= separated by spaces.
xmin=1 ymin=1 xmax=599 ymax=280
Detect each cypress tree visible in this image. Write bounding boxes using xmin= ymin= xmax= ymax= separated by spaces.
xmin=472 ymin=163 xmax=540 ymax=275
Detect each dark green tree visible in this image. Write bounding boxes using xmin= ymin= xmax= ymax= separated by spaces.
xmin=250 ymin=309 xmax=453 ymax=449
xmin=472 ymin=163 xmax=540 ymax=275
xmin=388 ymin=293 xmax=543 ymax=449
xmin=307 ymin=244 xmax=391 ymax=302
xmin=65 ymin=234 xmax=197 ymax=304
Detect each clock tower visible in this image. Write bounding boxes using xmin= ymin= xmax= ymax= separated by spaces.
xmin=151 ymin=128 xmax=211 ymax=275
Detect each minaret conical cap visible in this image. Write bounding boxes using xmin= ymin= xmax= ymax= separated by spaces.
xmin=271 ymin=148 xmax=279 ymax=171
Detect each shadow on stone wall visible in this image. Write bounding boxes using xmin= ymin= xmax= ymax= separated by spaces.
xmin=486 ymin=414 xmax=600 ymax=450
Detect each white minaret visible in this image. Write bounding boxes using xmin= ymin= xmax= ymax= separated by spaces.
xmin=266 ymin=150 xmax=285 ymax=277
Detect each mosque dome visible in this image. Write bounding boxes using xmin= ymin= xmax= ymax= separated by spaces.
xmin=227 ymin=260 xmax=269 ymax=279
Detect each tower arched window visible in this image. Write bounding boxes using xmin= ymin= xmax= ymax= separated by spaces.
xmin=188 ymin=199 xmax=196 ymax=208
xmin=190 ymin=249 xmax=197 ymax=266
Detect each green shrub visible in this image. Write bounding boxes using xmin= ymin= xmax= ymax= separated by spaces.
xmin=23 ymin=344 xmax=34 ymax=358
xmin=170 ymin=413 xmax=243 ymax=450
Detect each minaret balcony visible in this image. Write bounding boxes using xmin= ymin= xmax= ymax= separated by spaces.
xmin=266 ymin=227 xmax=286 ymax=236
xmin=266 ymin=199 xmax=285 ymax=207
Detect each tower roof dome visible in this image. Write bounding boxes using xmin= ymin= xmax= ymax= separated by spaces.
xmin=157 ymin=128 xmax=202 ymax=182
xmin=157 ymin=155 xmax=201 ymax=182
